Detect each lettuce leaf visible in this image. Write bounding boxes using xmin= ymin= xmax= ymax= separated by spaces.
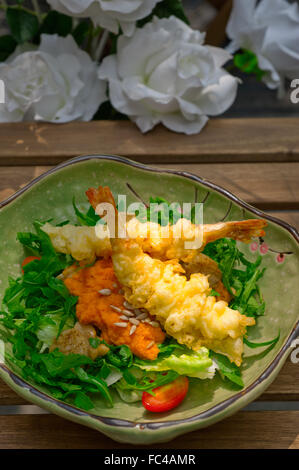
xmin=135 ymin=347 xmax=216 ymax=380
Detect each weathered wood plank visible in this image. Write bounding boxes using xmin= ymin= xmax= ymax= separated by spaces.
xmin=154 ymin=162 xmax=299 ymax=211
xmin=1 ymin=163 xmax=299 ymax=212
xmin=0 ymin=119 xmax=299 ymax=165
xmin=205 ymin=0 xmax=232 ymax=46
xmin=267 ymin=211 xmax=299 ymax=230
xmin=0 ymin=411 xmax=297 ymax=449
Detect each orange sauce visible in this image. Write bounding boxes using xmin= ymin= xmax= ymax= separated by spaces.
xmin=64 ymin=258 xmax=165 ymax=360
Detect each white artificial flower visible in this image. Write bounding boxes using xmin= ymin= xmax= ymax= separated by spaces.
xmin=98 ymin=16 xmax=239 ymax=135
xmin=226 ymin=0 xmax=299 ymax=89
xmin=47 ymin=0 xmax=162 ymax=36
xmin=0 ymin=34 xmax=106 ymax=123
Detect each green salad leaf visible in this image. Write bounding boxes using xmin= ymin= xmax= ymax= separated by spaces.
xmin=203 ymin=238 xmax=266 ymax=318
xmin=135 ymin=346 xmax=215 ymax=379
xmin=72 ymin=197 xmax=101 ymax=226
xmin=210 ymin=352 xmax=244 ymax=388
xmin=244 ymin=331 xmax=280 ymax=350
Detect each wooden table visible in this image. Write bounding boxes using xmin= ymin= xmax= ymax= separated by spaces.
xmin=0 ymin=118 xmax=298 ymax=449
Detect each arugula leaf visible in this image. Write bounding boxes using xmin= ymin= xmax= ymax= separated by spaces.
xmin=209 ymin=289 xmax=220 ymax=297
xmin=203 ymin=238 xmax=265 ymax=319
xmin=17 ymin=232 xmax=42 ymax=256
xmin=211 ymin=352 xmax=244 ymax=388
xmin=72 ymin=197 xmax=100 ymax=226
xmin=146 ymin=197 xmax=183 ymax=226
xmin=74 ymin=391 xmax=94 ymax=411
xmin=117 ymin=368 xmax=179 ymax=394
xmin=89 ymin=337 xmax=101 ymax=349
xmin=106 ymin=344 xmax=133 ymax=369
xmin=244 ymin=331 xmax=280 ymax=350
xmin=74 ymin=367 xmax=113 ymax=406
xmin=33 ymin=350 xmax=92 ymax=377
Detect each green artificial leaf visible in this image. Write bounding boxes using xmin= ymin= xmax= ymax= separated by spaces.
xmin=0 ymin=35 xmax=17 ymax=61
xmin=234 ymin=49 xmax=265 ymax=81
xmin=40 ymin=10 xmax=73 ymax=37
xmin=72 ymin=20 xmax=90 ymax=46
xmin=138 ymin=0 xmax=189 ymax=27
xmin=6 ymin=8 xmax=39 ymax=44
xmin=93 ymin=100 xmax=128 ymax=121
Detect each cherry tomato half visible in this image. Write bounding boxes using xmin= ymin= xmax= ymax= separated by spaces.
xmin=21 ymin=256 xmax=40 ymax=273
xmin=142 ymin=376 xmax=189 ymax=413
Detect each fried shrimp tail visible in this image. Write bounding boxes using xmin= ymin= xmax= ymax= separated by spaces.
xmin=87 ymin=185 xmax=256 ymax=366
xmin=202 ymin=219 xmax=267 ymax=245
xmin=125 ymin=216 xmax=266 ymax=262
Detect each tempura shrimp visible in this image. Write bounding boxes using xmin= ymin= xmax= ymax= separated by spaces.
xmin=87 ymin=186 xmax=256 ymax=366
xmin=125 ymin=216 xmax=267 ymax=262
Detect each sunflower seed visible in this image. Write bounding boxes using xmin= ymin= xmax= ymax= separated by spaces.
xmin=110 ymin=305 xmax=122 ymax=313
xmin=119 ymin=315 xmax=128 ymax=321
xmin=143 ymin=318 xmax=151 ymax=323
xmin=136 ymin=312 xmax=148 ymax=320
xmin=98 ymin=288 xmax=111 ymax=296
xmin=129 ymin=325 xmax=137 ymax=336
xmin=146 ymin=341 xmax=155 ymax=349
xmin=150 ymin=321 xmax=160 ymax=328
xmin=134 ymin=308 xmax=142 ymax=315
xmin=129 ymin=318 xmax=140 ymax=326
xmin=114 ymin=322 xmax=128 ymax=328
xmin=123 ymin=301 xmax=134 ymax=310
xmin=122 ymin=309 xmax=135 ymax=317
xmin=118 ymin=289 xmax=124 ymax=295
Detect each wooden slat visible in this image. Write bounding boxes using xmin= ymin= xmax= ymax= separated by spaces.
xmin=267 ymin=211 xmax=299 ymax=229
xmin=205 ymin=0 xmax=232 ymax=46
xmin=155 ymin=162 xmax=299 ymax=211
xmin=1 ymin=163 xmax=299 ymax=212
xmin=0 ymin=411 xmax=297 ymax=449
xmin=1 ymin=357 xmax=298 ymax=406
xmin=0 ymin=119 xmax=299 ymax=165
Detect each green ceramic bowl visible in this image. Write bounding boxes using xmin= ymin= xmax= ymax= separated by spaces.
xmin=0 ymin=155 xmax=298 ymax=445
